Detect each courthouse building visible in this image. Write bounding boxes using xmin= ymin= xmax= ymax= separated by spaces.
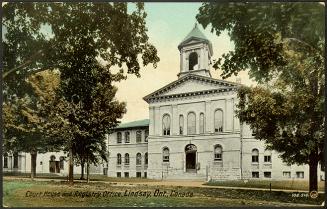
xmin=3 ymin=25 xmax=324 ymax=181
xmin=106 ymin=24 xmax=323 ymax=181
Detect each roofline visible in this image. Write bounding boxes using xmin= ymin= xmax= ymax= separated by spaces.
xmin=143 ymin=73 xmax=242 ymax=103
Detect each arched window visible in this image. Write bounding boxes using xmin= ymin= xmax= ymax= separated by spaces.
xmin=144 ymin=152 xmax=148 ymax=165
xmin=59 ymin=156 xmax=65 ymax=169
xmin=136 ymin=131 xmax=142 ymax=143
xmin=187 ymin=112 xmax=196 ymax=135
xmin=163 ymin=147 xmax=170 ymax=162
xmin=162 ymin=114 xmax=171 ymax=135
xmin=3 ymin=153 xmax=8 ymax=168
xmin=145 ymin=130 xmax=149 ymax=142
xmin=117 ymin=153 xmax=122 ymax=165
xmin=124 ymin=153 xmax=130 ymax=165
xmin=179 ymin=115 xmax=184 ymax=135
xmin=117 ymin=132 xmax=122 ymax=143
xmin=214 ymin=145 xmax=223 ymax=161
xmin=199 ymin=113 xmax=205 ymax=134
xmin=125 ymin=132 xmax=130 ymax=143
xmin=214 ymin=109 xmax=223 ymax=133
xmin=189 ymin=52 xmax=198 ymax=71
xmin=136 ymin=153 xmax=142 ymax=165
xmin=13 ymin=152 xmax=18 ymax=168
xmin=50 ymin=155 xmax=56 ymax=161
xmin=252 ymin=149 xmax=259 ymax=163
xmin=264 ymin=150 xmax=272 ymax=163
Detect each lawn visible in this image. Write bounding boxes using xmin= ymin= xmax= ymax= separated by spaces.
xmin=3 ymin=179 xmax=325 ymax=207
xmin=205 ymin=179 xmax=325 ymax=192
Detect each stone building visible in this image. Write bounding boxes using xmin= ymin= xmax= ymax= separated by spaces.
xmin=3 ymin=25 xmax=324 ymax=181
xmin=107 ymin=24 xmax=323 ymax=181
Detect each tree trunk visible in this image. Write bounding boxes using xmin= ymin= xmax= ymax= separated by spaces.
xmin=86 ymin=156 xmax=90 ymax=183
xmin=80 ymin=162 xmax=85 ymax=180
xmin=69 ymin=147 xmax=74 ymax=185
xmin=309 ymin=152 xmax=319 ymax=193
xmin=30 ymin=151 xmax=37 ymax=180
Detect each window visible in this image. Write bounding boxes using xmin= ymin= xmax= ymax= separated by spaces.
xmin=162 ymin=114 xmax=171 ymax=135
xmin=179 ymin=115 xmax=184 ymax=135
xmin=283 ymin=171 xmax=291 ymax=178
xmin=264 ymin=155 xmax=271 ymax=163
xmin=199 ymin=113 xmax=205 ymax=134
xmin=124 ymin=172 xmax=129 ymax=178
xmin=117 ymin=172 xmax=121 ymax=178
xmin=50 ymin=155 xmax=56 ymax=161
xmin=124 ymin=153 xmax=129 ymax=165
xmin=163 ymin=147 xmax=170 ymax=162
xmin=144 ymin=152 xmax=148 ymax=165
xmin=59 ymin=156 xmax=65 ymax=169
xmin=136 ymin=172 xmax=142 ymax=178
xmin=252 ymin=149 xmax=259 ymax=163
xmin=117 ymin=132 xmax=122 ymax=143
xmin=187 ymin=112 xmax=196 ymax=135
xmin=264 ymin=150 xmax=272 ymax=163
xmin=136 ymin=131 xmax=142 ymax=143
xmin=189 ymin=52 xmax=198 ymax=71
xmin=117 ymin=154 xmax=122 ymax=165
xmin=214 ymin=145 xmax=222 ymax=161
xmin=125 ymin=132 xmax=130 ymax=143
xmin=252 ymin=172 xmax=259 ymax=178
xmin=264 ymin=172 xmax=271 ymax=178
xmin=136 ymin=153 xmax=142 ymax=165
xmin=13 ymin=153 xmax=18 ymax=168
xmin=214 ymin=109 xmax=223 ymax=132
xmin=145 ymin=130 xmax=149 ymax=142
xmin=144 ymin=172 xmax=147 ymax=178
xmin=3 ymin=153 xmax=8 ymax=168
xmin=296 ymin=171 xmax=304 ymax=178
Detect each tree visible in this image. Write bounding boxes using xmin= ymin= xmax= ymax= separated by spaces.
xmin=197 ymin=2 xmax=324 ymax=193
xmin=3 ymin=70 xmax=63 ymax=179
xmin=3 ymin=2 xmax=159 ymax=183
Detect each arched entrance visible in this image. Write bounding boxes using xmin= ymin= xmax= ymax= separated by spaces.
xmin=185 ymin=144 xmax=197 ymax=172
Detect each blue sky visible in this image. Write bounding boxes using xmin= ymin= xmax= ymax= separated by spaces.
xmin=116 ymin=3 xmax=255 ymax=123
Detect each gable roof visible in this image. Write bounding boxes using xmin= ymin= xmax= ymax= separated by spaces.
xmin=115 ymin=119 xmax=149 ymax=130
xmin=143 ymin=73 xmax=240 ymax=103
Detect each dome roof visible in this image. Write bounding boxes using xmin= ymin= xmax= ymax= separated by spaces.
xmin=178 ymin=23 xmax=212 ymax=54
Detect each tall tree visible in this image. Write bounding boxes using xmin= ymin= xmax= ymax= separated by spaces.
xmin=197 ymin=2 xmax=324 ymax=193
xmin=3 ymin=70 xmax=63 ymax=179
xmin=3 ymin=2 xmax=159 ymax=183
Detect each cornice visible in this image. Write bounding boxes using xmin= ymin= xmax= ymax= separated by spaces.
xmin=143 ymin=73 xmax=241 ymax=103
xmin=146 ymin=87 xmax=238 ymax=104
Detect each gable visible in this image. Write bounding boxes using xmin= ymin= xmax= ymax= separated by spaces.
xmin=161 ymin=78 xmax=223 ymax=96
xmin=143 ymin=74 xmax=239 ymax=102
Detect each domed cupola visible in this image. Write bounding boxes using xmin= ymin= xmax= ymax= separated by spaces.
xmin=177 ymin=23 xmax=213 ymax=78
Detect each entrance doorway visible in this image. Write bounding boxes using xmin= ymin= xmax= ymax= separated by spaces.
xmin=185 ymin=144 xmax=197 ymax=173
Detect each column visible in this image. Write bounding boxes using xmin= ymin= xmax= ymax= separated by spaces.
xmin=149 ymin=106 xmax=155 ymax=135
xmin=205 ymin=101 xmax=212 ymax=133
xmin=154 ymin=106 xmax=161 ymax=136
xmin=172 ymin=105 xmax=178 ymax=135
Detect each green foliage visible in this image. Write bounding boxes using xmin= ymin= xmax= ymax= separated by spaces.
xmin=3 ymin=70 xmax=62 ymax=154
xmin=197 ymin=2 xmax=324 ymax=191
xmin=2 ymin=2 xmax=159 ymax=164
xmin=196 ymin=2 xmax=324 ymax=83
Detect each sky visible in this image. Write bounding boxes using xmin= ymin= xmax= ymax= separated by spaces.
xmin=116 ymin=3 xmax=256 ymax=123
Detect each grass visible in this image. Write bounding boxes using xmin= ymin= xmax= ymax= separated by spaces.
xmin=3 ymin=178 xmax=325 ymax=207
xmin=205 ymin=179 xmax=325 ymax=192
xmin=3 ymin=172 xmax=157 ymax=182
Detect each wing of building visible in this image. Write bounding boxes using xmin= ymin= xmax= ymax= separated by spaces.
xmin=4 ymin=24 xmax=324 ymax=181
